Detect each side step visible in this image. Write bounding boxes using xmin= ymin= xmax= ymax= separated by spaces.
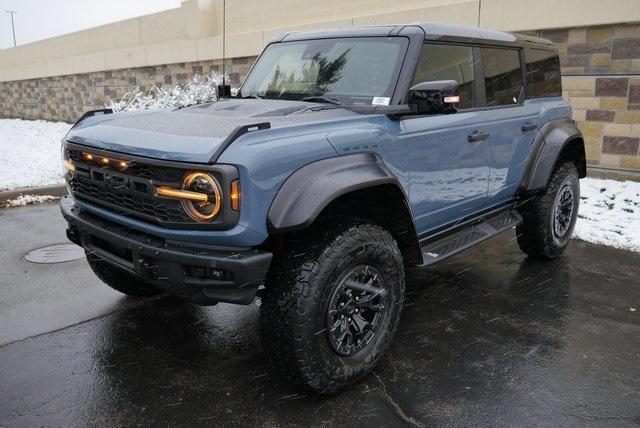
xmin=420 ymin=209 xmax=522 ymax=266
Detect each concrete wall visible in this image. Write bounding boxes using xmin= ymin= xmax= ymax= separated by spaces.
xmin=2 ymin=0 xmax=640 ymax=82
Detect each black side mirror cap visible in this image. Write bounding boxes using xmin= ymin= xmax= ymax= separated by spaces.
xmin=408 ymin=79 xmax=459 ymax=115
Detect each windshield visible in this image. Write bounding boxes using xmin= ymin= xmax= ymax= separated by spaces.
xmin=240 ymin=37 xmax=408 ymax=105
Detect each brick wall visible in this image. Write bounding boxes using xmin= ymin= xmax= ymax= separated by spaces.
xmin=0 ymin=22 xmax=639 ymax=175
xmin=0 ymin=57 xmax=256 ymax=124
xmin=534 ymin=24 xmax=640 ymax=175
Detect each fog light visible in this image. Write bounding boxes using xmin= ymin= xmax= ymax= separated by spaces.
xmin=187 ymin=266 xmax=228 ymax=281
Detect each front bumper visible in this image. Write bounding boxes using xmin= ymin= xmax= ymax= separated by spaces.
xmin=60 ymin=196 xmax=272 ymax=305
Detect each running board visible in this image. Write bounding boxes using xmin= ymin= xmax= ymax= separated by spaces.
xmin=420 ymin=209 xmax=522 ymax=266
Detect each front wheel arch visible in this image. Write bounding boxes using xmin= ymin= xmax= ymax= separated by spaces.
xmin=267 ymin=153 xmax=422 ymax=265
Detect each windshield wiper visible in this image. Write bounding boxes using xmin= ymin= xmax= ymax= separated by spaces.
xmin=241 ymin=94 xmax=263 ymax=99
xmin=301 ymin=96 xmax=342 ymax=105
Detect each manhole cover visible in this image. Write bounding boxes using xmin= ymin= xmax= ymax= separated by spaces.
xmin=25 ymin=244 xmax=85 ymax=264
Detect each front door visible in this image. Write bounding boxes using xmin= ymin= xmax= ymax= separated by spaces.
xmin=402 ymin=43 xmax=490 ymax=236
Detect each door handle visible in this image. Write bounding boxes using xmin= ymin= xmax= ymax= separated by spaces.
xmin=521 ymin=122 xmax=537 ymax=132
xmin=468 ymin=131 xmax=489 ymax=143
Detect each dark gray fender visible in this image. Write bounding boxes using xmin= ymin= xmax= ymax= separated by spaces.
xmin=268 ymin=153 xmax=411 ymax=232
xmin=519 ymin=118 xmax=586 ymax=193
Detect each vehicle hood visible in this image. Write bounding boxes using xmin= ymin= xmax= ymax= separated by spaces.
xmin=65 ymin=99 xmax=361 ymax=163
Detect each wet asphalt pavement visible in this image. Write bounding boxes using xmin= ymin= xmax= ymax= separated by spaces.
xmin=1 ymin=202 xmax=639 ymax=427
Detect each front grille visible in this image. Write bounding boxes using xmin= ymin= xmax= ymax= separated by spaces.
xmin=66 ymin=147 xmax=193 ymax=225
xmin=69 ymin=180 xmax=190 ymax=223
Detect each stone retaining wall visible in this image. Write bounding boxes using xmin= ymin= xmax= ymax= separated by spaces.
xmin=538 ymin=23 xmax=640 ymax=174
xmin=0 ymin=57 xmax=255 ymax=124
xmin=1 ymin=22 xmax=639 ymax=175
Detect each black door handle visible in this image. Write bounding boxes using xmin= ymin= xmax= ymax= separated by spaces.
xmin=468 ymin=131 xmax=489 ymax=143
xmin=521 ymin=122 xmax=537 ymax=132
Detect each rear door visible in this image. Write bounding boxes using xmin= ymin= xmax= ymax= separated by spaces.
xmin=401 ymin=43 xmax=490 ymax=236
xmin=479 ymin=47 xmax=542 ymax=205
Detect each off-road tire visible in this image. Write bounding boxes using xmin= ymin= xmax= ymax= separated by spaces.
xmin=517 ymin=161 xmax=580 ymax=259
xmin=260 ymin=220 xmax=405 ymax=394
xmin=86 ymin=253 xmax=161 ymax=297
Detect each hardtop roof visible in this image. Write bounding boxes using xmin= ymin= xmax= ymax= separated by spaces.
xmin=276 ymin=22 xmax=555 ymax=50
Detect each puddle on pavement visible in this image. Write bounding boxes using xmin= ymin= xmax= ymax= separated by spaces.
xmin=25 ymin=244 xmax=84 ymax=263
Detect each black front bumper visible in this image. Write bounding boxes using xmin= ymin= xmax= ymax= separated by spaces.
xmin=60 ymin=197 xmax=272 ymax=306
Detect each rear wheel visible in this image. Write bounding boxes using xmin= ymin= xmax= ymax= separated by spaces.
xmin=517 ymin=161 xmax=580 ymax=259
xmin=86 ymin=253 xmax=161 ymax=297
xmin=260 ymin=221 xmax=405 ymax=394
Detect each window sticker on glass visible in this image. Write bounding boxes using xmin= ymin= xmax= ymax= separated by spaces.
xmin=372 ymin=97 xmax=390 ymax=106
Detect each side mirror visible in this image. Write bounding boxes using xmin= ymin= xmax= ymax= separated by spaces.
xmin=408 ymin=80 xmax=460 ymax=115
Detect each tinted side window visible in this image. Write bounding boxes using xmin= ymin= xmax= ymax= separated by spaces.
xmin=412 ymin=43 xmax=476 ymax=109
xmin=481 ymin=48 xmax=523 ymax=107
xmin=525 ymin=48 xmax=562 ymax=98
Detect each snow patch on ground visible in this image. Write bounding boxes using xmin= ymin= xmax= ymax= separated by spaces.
xmin=0 ymin=119 xmax=71 ymax=191
xmin=573 ymin=178 xmax=640 ymax=252
xmin=4 ymin=194 xmax=59 ymax=207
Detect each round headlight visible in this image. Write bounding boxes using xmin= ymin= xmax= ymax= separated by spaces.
xmin=181 ymin=172 xmax=222 ymax=222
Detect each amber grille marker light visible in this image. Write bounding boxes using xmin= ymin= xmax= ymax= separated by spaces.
xmin=81 ymin=152 xmax=128 ymax=169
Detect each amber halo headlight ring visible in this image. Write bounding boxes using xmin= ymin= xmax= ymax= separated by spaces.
xmin=179 ymin=172 xmax=223 ymax=222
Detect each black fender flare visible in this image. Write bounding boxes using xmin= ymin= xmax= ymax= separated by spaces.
xmin=518 ymin=118 xmax=586 ymax=193
xmin=267 ymin=153 xmax=415 ymax=234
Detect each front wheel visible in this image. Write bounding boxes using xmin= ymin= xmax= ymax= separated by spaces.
xmin=517 ymin=161 xmax=580 ymax=259
xmin=260 ymin=221 xmax=405 ymax=394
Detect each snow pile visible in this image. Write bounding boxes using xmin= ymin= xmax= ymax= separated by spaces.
xmin=573 ymin=178 xmax=640 ymax=252
xmin=108 ymin=73 xmax=230 ymax=112
xmin=0 ymin=119 xmax=71 ymax=191
xmin=4 ymin=194 xmax=59 ymax=207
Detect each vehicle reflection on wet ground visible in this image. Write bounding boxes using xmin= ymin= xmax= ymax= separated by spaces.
xmin=1 ymin=204 xmax=639 ymax=426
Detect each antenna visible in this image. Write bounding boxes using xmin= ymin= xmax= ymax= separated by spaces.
xmin=217 ymin=0 xmax=229 ymax=99
xmin=222 ymin=0 xmax=225 ymax=87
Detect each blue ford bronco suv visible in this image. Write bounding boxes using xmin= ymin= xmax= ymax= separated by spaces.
xmin=61 ymin=23 xmax=585 ymax=394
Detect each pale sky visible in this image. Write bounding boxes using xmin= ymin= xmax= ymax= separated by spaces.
xmin=0 ymin=0 xmax=181 ymax=49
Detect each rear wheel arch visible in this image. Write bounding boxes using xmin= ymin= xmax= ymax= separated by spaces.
xmin=555 ymin=136 xmax=586 ymax=179
xmin=519 ymin=118 xmax=586 ymax=194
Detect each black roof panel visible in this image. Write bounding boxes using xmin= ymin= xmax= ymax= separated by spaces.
xmin=273 ymin=22 xmax=554 ymax=49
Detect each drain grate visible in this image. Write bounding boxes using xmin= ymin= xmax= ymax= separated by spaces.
xmin=25 ymin=244 xmax=85 ymax=264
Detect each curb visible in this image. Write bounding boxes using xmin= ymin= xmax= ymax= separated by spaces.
xmin=0 ymin=183 xmax=68 ymax=203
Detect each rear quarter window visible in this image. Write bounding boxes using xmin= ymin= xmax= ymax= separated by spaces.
xmin=525 ymin=48 xmax=562 ymax=98
xmin=481 ymin=48 xmax=523 ymax=107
